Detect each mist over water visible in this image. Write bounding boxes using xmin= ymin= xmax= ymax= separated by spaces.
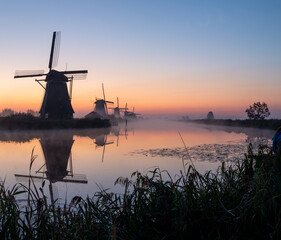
xmin=0 ymin=119 xmax=275 ymax=202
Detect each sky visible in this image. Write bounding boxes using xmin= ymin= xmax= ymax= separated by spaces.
xmin=0 ymin=0 xmax=281 ymax=118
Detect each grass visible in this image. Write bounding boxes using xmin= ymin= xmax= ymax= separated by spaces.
xmin=0 ymin=113 xmax=111 ymax=130
xmin=0 ymin=144 xmax=281 ymax=239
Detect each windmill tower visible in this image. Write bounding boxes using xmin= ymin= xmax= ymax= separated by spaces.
xmin=14 ymin=31 xmax=88 ymax=119
xmin=94 ymin=83 xmax=114 ymax=118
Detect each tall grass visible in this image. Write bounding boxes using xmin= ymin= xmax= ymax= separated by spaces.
xmin=0 ymin=144 xmax=281 ymax=239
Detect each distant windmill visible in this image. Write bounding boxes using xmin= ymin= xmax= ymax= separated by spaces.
xmin=109 ymin=97 xmax=128 ymax=118
xmin=14 ymin=31 xmax=88 ymax=119
xmin=94 ymin=83 xmax=114 ymax=118
xmin=124 ymin=104 xmax=141 ymax=119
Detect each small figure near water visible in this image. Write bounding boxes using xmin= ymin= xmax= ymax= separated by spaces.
xmin=272 ymin=127 xmax=281 ymax=154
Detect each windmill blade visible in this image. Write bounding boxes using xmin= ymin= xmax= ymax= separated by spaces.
xmin=102 ymin=83 xmax=109 ymax=115
xmin=61 ymin=70 xmax=88 ymax=75
xmin=64 ymin=72 xmax=88 ymax=80
xmin=101 ymin=135 xmax=107 ymax=163
xmin=105 ymin=103 xmax=108 ymax=115
xmin=14 ymin=70 xmax=45 ymax=78
xmin=15 ymin=173 xmax=87 ymax=184
xmin=69 ymin=77 xmax=73 ymax=101
xmin=105 ymin=101 xmax=114 ymax=104
xmin=49 ymin=31 xmax=61 ymax=70
xmin=117 ymin=97 xmax=119 ymax=108
xmin=102 ymin=83 xmax=106 ymax=101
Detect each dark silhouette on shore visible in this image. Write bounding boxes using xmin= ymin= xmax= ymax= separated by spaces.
xmin=14 ymin=31 xmax=88 ymax=119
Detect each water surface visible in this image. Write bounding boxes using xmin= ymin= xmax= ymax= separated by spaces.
xmin=0 ymin=119 xmax=274 ymax=202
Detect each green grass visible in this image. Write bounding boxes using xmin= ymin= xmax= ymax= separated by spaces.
xmin=1 ymin=144 xmax=281 ymax=239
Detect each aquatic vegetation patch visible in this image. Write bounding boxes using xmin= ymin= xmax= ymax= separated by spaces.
xmin=131 ymin=138 xmax=272 ymax=163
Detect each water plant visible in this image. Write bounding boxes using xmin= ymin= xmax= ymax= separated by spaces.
xmin=0 ymin=144 xmax=281 ymax=239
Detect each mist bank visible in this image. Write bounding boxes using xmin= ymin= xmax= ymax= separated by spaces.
xmin=188 ymin=119 xmax=281 ymax=131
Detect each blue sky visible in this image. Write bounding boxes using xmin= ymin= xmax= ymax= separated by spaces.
xmin=0 ymin=0 xmax=281 ymax=118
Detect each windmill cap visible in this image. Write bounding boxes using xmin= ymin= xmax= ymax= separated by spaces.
xmin=46 ymin=70 xmax=68 ymax=82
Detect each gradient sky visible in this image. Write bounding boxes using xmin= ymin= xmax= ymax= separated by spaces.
xmin=0 ymin=0 xmax=281 ymax=118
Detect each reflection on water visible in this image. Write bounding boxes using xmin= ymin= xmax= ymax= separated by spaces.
xmin=14 ymin=132 xmax=87 ymax=203
xmin=0 ymin=120 xmax=275 ymax=201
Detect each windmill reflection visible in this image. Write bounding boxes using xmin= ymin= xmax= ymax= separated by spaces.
xmin=111 ymin=127 xmax=129 ymax=146
xmin=15 ymin=132 xmax=87 ymax=203
xmin=94 ymin=134 xmax=114 ymax=162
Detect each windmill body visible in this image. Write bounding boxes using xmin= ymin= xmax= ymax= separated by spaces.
xmin=113 ymin=107 xmax=121 ymax=118
xmin=94 ymin=99 xmax=107 ymax=118
xmin=111 ymin=98 xmax=127 ymax=119
xmin=90 ymin=84 xmax=113 ymax=119
xmin=14 ymin=32 xmax=88 ymax=119
xmin=40 ymin=70 xmax=74 ymax=119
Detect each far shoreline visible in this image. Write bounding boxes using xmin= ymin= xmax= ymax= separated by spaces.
xmin=183 ymin=119 xmax=281 ymax=131
xmin=0 ymin=114 xmax=111 ymax=130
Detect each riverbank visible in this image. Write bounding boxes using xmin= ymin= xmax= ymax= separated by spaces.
xmin=0 ymin=144 xmax=280 ymax=239
xmin=188 ymin=118 xmax=281 ymax=130
xmin=0 ymin=113 xmax=111 ymax=130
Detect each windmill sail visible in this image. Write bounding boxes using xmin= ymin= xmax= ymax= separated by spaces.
xmin=49 ymin=31 xmax=61 ymax=70
xmin=14 ymin=70 xmax=45 ymax=78
xmin=14 ymin=31 xmax=88 ymax=119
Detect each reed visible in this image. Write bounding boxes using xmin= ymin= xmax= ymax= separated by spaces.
xmin=0 ymin=144 xmax=281 ymax=239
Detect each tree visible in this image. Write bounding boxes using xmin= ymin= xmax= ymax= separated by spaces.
xmin=245 ymin=102 xmax=270 ymax=120
xmin=0 ymin=108 xmax=15 ymax=117
xmin=27 ymin=109 xmax=39 ymax=117
xmin=207 ymin=111 xmax=214 ymax=120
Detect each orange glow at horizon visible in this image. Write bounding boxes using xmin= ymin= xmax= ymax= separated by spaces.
xmin=1 ymin=70 xmax=281 ymax=117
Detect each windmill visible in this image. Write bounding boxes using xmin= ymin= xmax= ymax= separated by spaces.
xmin=109 ymin=97 xmax=128 ymax=119
xmin=124 ymin=105 xmax=141 ymax=120
xmin=124 ymin=103 xmax=129 ymax=119
xmin=93 ymin=83 xmax=114 ymax=118
xmin=14 ymin=31 xmax=88 ymax=119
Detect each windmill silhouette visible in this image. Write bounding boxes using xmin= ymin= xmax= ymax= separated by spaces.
xmin=109 ymin=97 xmax=128 ymax=119
xmin=14 ymin=31 xmax=88 ymax=119
xmin=124 ymin=105 xmax=141 ymax=119
xmin=93 ymin=83 xmax=114 ymax=118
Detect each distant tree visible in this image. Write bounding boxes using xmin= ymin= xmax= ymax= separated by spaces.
xmin=207 ymin=111 xmax=214 ymax=120
xmin=26 ymin=109 xmax=39 ymax=117
xmin=0 ymin=108 xmax=15 ymax=117
xmin=245 ymin=102 xmax=270 ymax=120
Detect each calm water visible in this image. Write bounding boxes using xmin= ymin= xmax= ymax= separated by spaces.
xmin=0 ymin=119 xmax=274 ymax=203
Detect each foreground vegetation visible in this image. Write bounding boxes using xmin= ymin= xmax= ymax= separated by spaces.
xmin=191 ymin=118 xmax=281 ymax=130
xmin=0 ymin=113 xmax=110 ymax=130
xmin=1 ymin=145 xmax=281 ymax=239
